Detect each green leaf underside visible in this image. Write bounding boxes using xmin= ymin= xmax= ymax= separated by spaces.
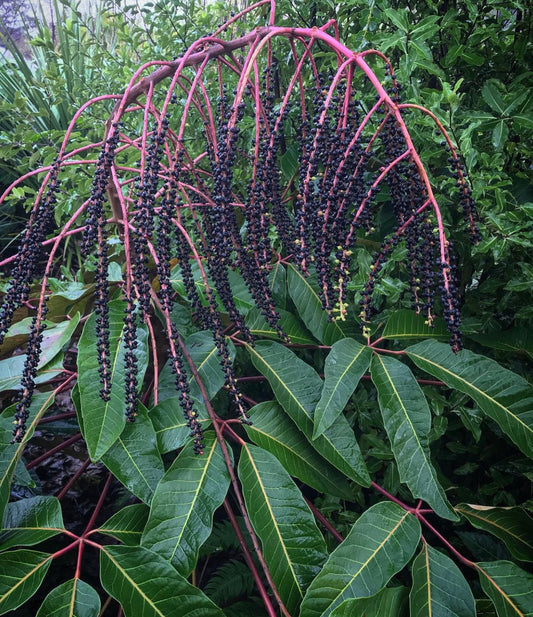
xmin=0 ymin=496 xmax=64 ymax=551
xmin=0 ymin=314 xmax=80 ymax=391
xmin=300 ymin=502 xmax=421 ymax=617
xmin=100 ymin=545 xmax=224 ymax=617
xmin=247 ymin=340 xmax=370 ymax=485
xmin=477 ymin=561 xmax=533 ymax=617
xmin=149 ymin=397 xmax=210 ymax=454
xmin=141 ymin=432 xmax=230 ymax=577
xmin=381 ymin=310 xmax=448 ymax=341
xmin=314 ymin=338 xmax=371 ymax=437
xmin=238 ymin=444 xmax=328 ymax=613
xmin=287 ymin=264 xmax=352 ymax=345
xmin=97 ymin=504 xmax=150 ymax=546
xmin=36 ymin=578 xmax=101 ymax=617
xmin=456 ymin=504 xmax=533 ymax=562
xmin=101 ymin=405 xmax=164 ymax=505
xmin=78 ymin=300 xmax=149 ymax=461
xmin=371 ymin=354 xmax=456 ymax=520
xmin=330 ymin=587 xmax=409 ymax=617
xmin=406 ymin=340 xmax=533 ymax=459
xmin=246 ymin=307 xmax=316 ymax=345
xmin=245 ymin=402 xmax=353 ymax=500
xmin=0 ymin=392 xmax=55 ymax=521
xmin=0 ymin=549 xmax=52 ymax=614
xmin=410 ymin=543 xmax=475 ymax=617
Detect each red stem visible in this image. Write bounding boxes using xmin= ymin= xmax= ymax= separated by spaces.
xmin=223 ymin=499 xmax=278 ymax=617
xmin=26 ymin=432 xmax=83 ymax=470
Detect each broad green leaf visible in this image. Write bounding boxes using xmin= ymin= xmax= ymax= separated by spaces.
xmin=330 ymin=587 xmax=409 ymax=617
xmin=456 ymin=504 xmax=533 ymax=562
xmin=0 ymin=496 xmax=64 ymax=551
xmin=0 ymin=549 xmax=52 ymax=614
xmin=0 ymin=353 xmax=65 ymax=392
xmin=492 ymin=120 xmax=509 ymax=150
xmin=245 ymin=307 xmax=315 ymax=345
xmin=101 ymin=405 xmax=164 ymax=504
xmin=245 ymin=402 xmax=353 ymax=500
xmin=406 ymin=340 xmax=533 ymax=459
xmin=314 ymin=339 xmax=371 ymax=437
xmin=100 ymin=545 xmax=224 ymax=617
xmin=371 ymin=354 xmax=456 ymax=520
xmin=141 ymin=432 xmax=230 ymax=576
xmin=185 ymin=330 xmax=236 ymax=401
xmin=477 ymin=561 xmax=533 ymax=617
xmin=381 ymin=310 xmax=448 ymax=341
xmin=300 ymin=502 xmax=421 ymax=617
xmin=149 ymin=397 xmax=210 ymax=453
xmin=78 ymin=300 xmax=149 ymax=461
xmin=0 ymin=392 xmax=55 ymax=521
xmin=247 ymin=340 xmax=370 ymax=485
xmin=469 ymin=328 xmax=533 ymax=359
xmin=0 ymin=313 xmax=79 ymax=392
xmin=238 ymin=444 xmax=328 ymax=613
xmin=96 ymin=504 xmax=150 ymax=546
xmin=36 ymin=578 xmax=101 ymax=617
xmin=482 ymin=82 xmax=506 ymax=115
xmin=156 ymin=332 xmax=235 ymax=403
xmin=287 ymin=264 xmax=352 ymax=345
xmin=410 ymin=543 xmax=475 ymax=617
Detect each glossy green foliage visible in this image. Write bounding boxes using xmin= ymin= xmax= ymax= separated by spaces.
xmin=0 ymin=0 xmax=531 ymax=615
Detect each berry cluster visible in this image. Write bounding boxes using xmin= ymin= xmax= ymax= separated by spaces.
xmin=0 ymin=20 xmax=481 ymax=444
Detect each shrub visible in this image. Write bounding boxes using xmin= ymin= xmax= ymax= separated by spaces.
xmin=0 ymin=2 xmax=531 ymax=615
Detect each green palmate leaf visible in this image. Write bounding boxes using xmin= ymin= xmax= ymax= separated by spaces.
xmin=246 ymin=307 xmax=315 ymax=345
xmin=0 ymin=496 xmax=64 ymax=551
xmin=238 ymin=444 xmax=328 ymax=613
xmin=0 ymin=549 xmax=52 ymax=615
xmin=330 ymin=587 xmax=409 ymax=617
xmin=78 ymin=300 xmax=149 ymax=461
xmin=245 ymin=402 xmax=353 ymax=500
xmin=0 ymin=313 xmax=80 ymax=392
xmin=371 ymin=354 xmax=456 ymax=520
xmin=410 ymin=543 xmax=475 ymax=617
xmin=300 ymin=502 xmax=421 ymax=617
xmin=381 ymin=310 xmax=448 ymax=341
xmin=36 ymin=578 xmax=101 ymax=617
xmin=247 ymin=340 xmax=370 ymax=486
xmin=0 ymin=391 xmax=55 ymax=521
xmin=406 ymin=340 xmax=533 ymax=459
xmin=97 ymin=504 xmax=150 ymax=546
xmin=477 ymin=561 xmax=533 ymax=617
xmin=141 ymin=432 xmax=230 ymax=576
xmin=314 ymin=338 xmax=371 ymax=438
xmin=100 ymin=545 xmax=224 ymax=617
xmin=149 ymin=397 xmax=210 ymax=454
xmin=456 ymin=504 xmax=533 ymax=562
xmin=101 ymin=405 xmax=164 ymax=505
xmin=287 ymin=264 xmax=352 ymax=345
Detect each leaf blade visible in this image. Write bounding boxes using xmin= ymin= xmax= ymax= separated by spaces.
xmin=100 ymin=545 xmax=225 ymax=617
xmin=299 ymin=501 xmax=421 ymax=617
xmin=36 ymin=578 xmax=101 ymax=617
xmin=238 ymin=444 xmax=328 ymax=613
xmin=141 ymin=432 xmax=230 ymax=576
xmin=314 ymin=338 xmax=371 ymax=437
xmin=406 ymin=340 xmax=533 ymax=459
xmin=410 ymin=543 xmax=475 ymax=617
xmin=371 ymin=354 xmax=456 ymax=520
